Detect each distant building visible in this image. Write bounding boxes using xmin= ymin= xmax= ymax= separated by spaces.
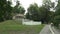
xmin=13 ymin=14 xmax=25 ymax=19
xmin=12 ymin=14 xmax=41 ymax=25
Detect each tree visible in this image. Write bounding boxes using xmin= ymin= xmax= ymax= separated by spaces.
xmin=26 ymin=3 xmax=40 ymax=21
xmin=0 ymin=0 xmax=13 ymax=21
xmin=49 ymin=11 xmax=55 ymax=22
xmin=39 ymin=6 xmax=51 ymax=23
xmin=12 ymin=1 xmax=25 ymax=15
xmin=39 ymin=0 xmax=55 ymax=23
xmin=53 ymin=0 xmax=60 ymax=27
xmin=43 ymin=0 xmax=55 ymax=10
xmin=4 ymin=1 xmax=13 ymax=20
xmin=53 ymin=15 xmax=60 ymax=27
xmin=26 ymin=0 xmax=55 ymax=24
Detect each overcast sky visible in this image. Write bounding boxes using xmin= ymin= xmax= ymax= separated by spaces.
xmin=11 ymin=0 xmax=57 ymax=14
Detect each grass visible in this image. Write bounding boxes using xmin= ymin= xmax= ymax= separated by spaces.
xmin=0 ymin=20 xmax=44 ymax=34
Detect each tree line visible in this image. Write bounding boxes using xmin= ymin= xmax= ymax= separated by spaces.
xmin=26 ymin=0 xmax=54 ymax=24
xmin=0 ymin=0 xmax=25 ymax=22
xmin=26 ymin=0 xmax=60 ymax=27
xmin=0 ymin=0 xmax=60 ymax=27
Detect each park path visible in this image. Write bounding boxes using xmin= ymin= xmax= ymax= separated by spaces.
xmin=39 ymin=24 xmax=52 ymax=34
xmin=51 ymin=26 xmax=60 ymax=34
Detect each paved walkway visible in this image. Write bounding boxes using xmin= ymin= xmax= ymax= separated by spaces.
xmin=51 ymin=26 xmax=60 ymax=34
xmin=39 ymin=25 xmax=52 ymax=34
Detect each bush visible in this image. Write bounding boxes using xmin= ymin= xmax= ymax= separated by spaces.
xmin=53 ymin=15 xmax=60 ymax=27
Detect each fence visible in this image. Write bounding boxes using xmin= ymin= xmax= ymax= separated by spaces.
xmin=22 ymin=19 xmax=41 ymax=25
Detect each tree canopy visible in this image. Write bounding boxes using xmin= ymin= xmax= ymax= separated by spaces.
xmin=26 ymin=0 xmax=55 ymax=24
xmin=26 ymin=3 xmax=39 ymax=21
xmin=53 ymin=0 xmax=60 ymax=27
xmin=0 ymin=0 xmax=25 ymax=22
xmin=0 ymin=0 xmax=13 ymax=21
xmin=12 ymin=1 xmax=25 ymax=15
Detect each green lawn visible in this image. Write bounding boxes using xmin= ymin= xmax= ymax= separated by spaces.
xmin=0 ymin=20 xmax=44 ymax=34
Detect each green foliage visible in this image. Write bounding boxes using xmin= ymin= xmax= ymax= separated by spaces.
xmin=26 ymin=3 xmax=40 ymax=21
xmin=40 ymin=0 xmax=55 ymax=23
xmin=53 ymin=15 xmax=60 ymax=27
xmin=0 ymin=0 xmax=25 ymax=22
xmin=49 ymin=11 xmax=55 ymax=22
xmin=26 ymin=2 xmax=54 ymax=24
xmin=43 ymin=0 xmax=55 ymax=10
xmin=0 ymin=0 xmax=13 ymax=21
xmin=12 ymin=1 xmax=25 ymax=15
xmin=39 ymin=6 xmax=51 ymax=23
xmin=53 ymin=0 xmax=60 ymax=27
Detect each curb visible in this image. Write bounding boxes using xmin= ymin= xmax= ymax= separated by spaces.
xmin=49 ymin=25 xmax=55 ymax=34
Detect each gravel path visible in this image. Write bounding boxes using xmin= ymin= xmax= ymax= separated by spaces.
xmin=39 ymin=25 xmax=52 ymax=34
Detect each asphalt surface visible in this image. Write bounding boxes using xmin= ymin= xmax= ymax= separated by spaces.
xmin=52 ymin=26 xmax=60 ymax=34
xmin=39 ymin=25 xmax=52 ymax=34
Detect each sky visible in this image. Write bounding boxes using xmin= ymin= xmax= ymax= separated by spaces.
xmin=12 ymin=0 xmax=42 ymax=10
xmin=11 ymin=0 xmax=57 ymax=14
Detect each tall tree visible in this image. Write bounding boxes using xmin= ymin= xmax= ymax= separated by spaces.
xmin=39 ymin=0 xmax=54 ymax=23
xmin=43 ymin=0 xmax=55 ymax=10
xmin=0 ymin=0 xmax=12 ymax=21
xmin=39 ymin=6 xmax=50 ymax=23
xmin=26 ymin=3 xmax=40 ymax=21
xmin=26 ymin=0 xmax=55 ymax=24
xmin=13 ymin=1 xmax=25 ymax=15
xmin=53 ymin=0 xmax=60 ymax=27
